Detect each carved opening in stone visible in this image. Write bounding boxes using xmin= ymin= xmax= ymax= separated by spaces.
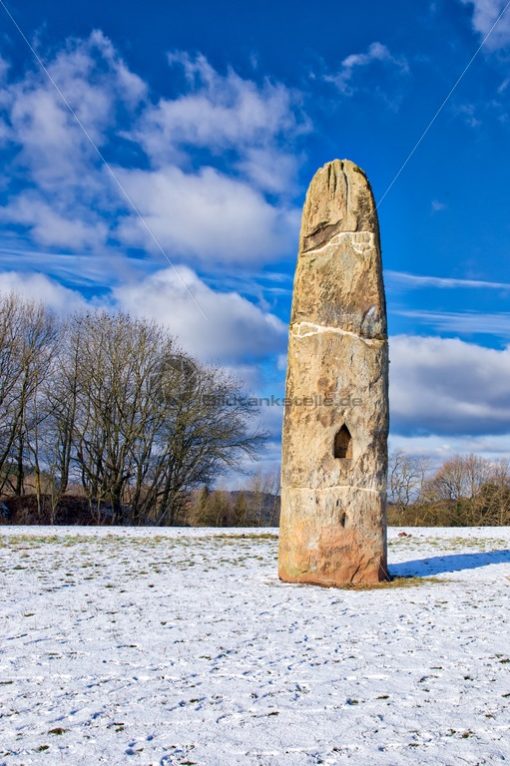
xmin=334 ymin=424 xmax=352 ymax=460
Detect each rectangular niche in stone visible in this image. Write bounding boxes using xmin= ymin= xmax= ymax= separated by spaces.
xmin=278 ymin=159 xmax=389 ymax=587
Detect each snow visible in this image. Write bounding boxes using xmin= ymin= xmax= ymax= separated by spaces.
xmin=1 ymin=526 xmax=510 ymax=765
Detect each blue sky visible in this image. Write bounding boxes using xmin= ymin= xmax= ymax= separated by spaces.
xmin=1 ymin=0 xmax=510 ymax=475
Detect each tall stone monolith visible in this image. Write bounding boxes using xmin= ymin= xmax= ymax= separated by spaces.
xmin=278 ymin=159 xmax=389 ymax=587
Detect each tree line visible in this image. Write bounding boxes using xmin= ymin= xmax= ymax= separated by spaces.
xmin=186 ymin=471 xmax=280 ymax=527
xmin=0 ymin=293 xmax=264 ymax=525
xmin=388 ymin=451 xmax=510 ymax=526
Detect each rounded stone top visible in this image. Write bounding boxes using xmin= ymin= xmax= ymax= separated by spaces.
xmin=300 ymin=159 xmax=378 ymax=252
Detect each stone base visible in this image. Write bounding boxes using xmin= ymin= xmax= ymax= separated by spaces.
xmin=278 ymin=486 xmax=388 ymax=587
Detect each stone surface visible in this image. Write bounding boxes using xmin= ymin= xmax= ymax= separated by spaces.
xmin=278 ymin=159 xmax=389 ymax=587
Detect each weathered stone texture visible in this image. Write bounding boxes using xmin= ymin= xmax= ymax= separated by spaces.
xmin=278 ymin=159 xmax=389 ymax=587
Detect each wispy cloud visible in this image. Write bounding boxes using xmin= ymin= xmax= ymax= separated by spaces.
xmin=454 ymin=102 xmax=482 ymax=128
xmin=386 ymin=270 xmax=510 ymax=291
xmin=325 ymin=41 xmax=409 ymax=97
xmin=395 ymin=309 xmax=510 ymax=336
xmin=0 ymin=245 xmax=151 ymax=287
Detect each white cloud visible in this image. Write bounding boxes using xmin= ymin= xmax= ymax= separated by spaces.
xmin=134 ymin=51 xmax=304 ymax=169
xmin=0 ymin=194 xmax=108 ymax=249
xmin=235 ymin=147 xmax=300 ymax=195
xmin=4 ymin=31 xmax=145 ymax=191
xmin=118 ymin=52 xmax=305 ymax=257
xmin=461 ymin=0 xmax=510 ymax=50
xmin=115 ymin=165 xmax=299 ymax=265
xmin=389 ymin=432 xmax=510 ymax=464
xmin=390 ymin=335 xmax=510 ymax=436
xmin=113 ymin=266 xmax=287 ymax=363
xmin=0 ymin=271 xmax=88 ymax=313
xmin=326 ymin=42 xmax=409 ymax=96
xmin=431 ymin=199 xmax=447 ymax=212
xmin=0 ymin=32 xmax=147 ymax=253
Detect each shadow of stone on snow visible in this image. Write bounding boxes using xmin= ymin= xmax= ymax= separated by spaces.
xmin=390 ymin=549 xmax=510 ymax=578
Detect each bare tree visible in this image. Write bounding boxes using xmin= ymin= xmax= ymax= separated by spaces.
xmin=0 ymin=295 xmax=56 ymax=499
xmin=423 ymin=456 xmax=467 ymax=502
xmin=471 ymin=458 xmax=510 ymax=525
xmin=423 ymin=454 xmax=494 ymax=503
xmin=388 ymin=451 xmax=428 ymax=512
xmin=148 ymin=364 xmax=264 ymax=525
xmin=60 ymin=312 xmax=264 ymax=524
xmin=245 ymin=469 xmax=281 ymax=525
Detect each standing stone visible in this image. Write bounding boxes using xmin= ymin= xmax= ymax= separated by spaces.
xmin=278 ymin=159 xmax=389 ymax=587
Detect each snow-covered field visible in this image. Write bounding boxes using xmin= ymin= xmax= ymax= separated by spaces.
xmin=1 ymin=526 xmax=510 ymax=765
